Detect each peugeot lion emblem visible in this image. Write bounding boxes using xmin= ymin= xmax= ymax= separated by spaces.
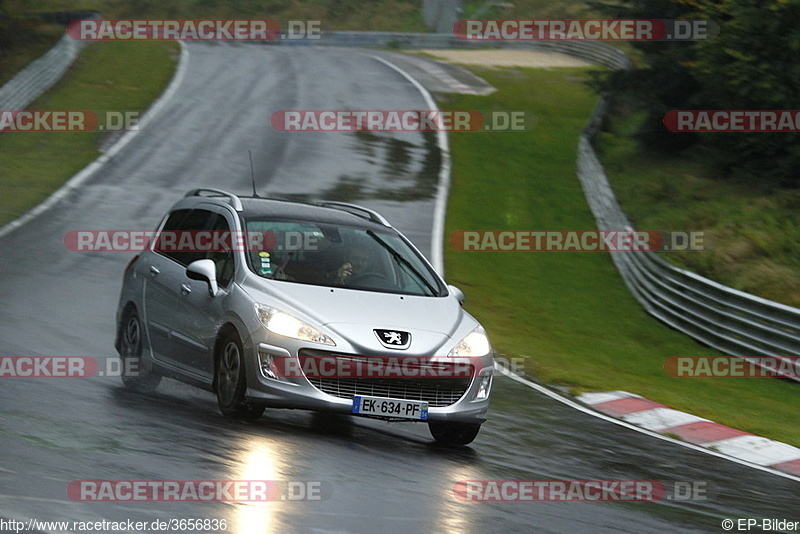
xmin=374 ymin=329 xmax=411 ymax=349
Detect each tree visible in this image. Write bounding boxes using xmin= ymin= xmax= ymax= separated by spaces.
xmin=693 ymin=0 xmax=800 ymax=187
xmin=0 ymin=0 xmax=11 ymax=50
xmin=592 ymin=0 xmax=800 ymax=188
xmin=589 ymin=0 xmax=703 ymax=151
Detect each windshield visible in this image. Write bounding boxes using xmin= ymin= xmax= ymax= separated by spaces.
xmin=244 ymin=219 xmax=444 ymax=297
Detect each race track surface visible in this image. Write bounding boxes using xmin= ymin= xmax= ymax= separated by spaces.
xmin=0 ymin=43 xmax=796 ymax=533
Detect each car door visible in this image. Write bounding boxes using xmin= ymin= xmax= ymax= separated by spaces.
xmin=169 ymin=210 xmax=236 ymax=380
xmin=143 ymin=208 xmax=213 ymax=371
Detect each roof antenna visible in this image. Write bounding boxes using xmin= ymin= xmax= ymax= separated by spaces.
xmin=248 ymin=149 xmax=260 ymax=198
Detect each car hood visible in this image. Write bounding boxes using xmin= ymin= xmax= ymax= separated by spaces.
xmin=241 ymin=278 xmax=469 ymax=338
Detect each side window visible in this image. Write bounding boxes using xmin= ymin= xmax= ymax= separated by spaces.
xmin=153 ymin=209 xmax=213 ymax=267
xmin=205 ymin=213 xmax=234 ymax=288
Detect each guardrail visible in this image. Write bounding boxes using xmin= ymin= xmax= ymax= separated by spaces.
xmin=0 ymin=11 xmax=100 ymax=111
xmin=270 ymin=32 xmax=632 ymax=70
xmin=578 ymin=99 xmax=800 ymax=380
xmin=0 ymin=34 xmax=83 ymax=110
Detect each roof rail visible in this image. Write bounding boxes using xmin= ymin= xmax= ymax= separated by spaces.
xmin=317 ymin=201 xmax=391 ymax=227
xmin=184 ymin=188 xmax=243 ymax=212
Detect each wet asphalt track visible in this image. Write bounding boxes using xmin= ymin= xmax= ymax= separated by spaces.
xmin=0 ymin=43 xmax=797 ymax=533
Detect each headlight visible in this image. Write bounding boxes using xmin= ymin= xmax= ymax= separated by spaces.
xmin=448 ymin=326 xmax=491 ymax=357
xmin=255 ymin=304 xmax=335 ymax=346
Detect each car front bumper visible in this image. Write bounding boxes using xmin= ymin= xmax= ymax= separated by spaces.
xmin=243 ymin=341 xmax=492 ymax=424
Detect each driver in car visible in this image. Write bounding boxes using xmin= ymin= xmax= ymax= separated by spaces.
xmin=334 ymin=243 xmax=373 ymax=285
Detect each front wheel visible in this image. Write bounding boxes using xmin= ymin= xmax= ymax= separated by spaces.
xmin=119 ymin=308 xmax=161 ymax=392
xmin=428 ymin=421 xmax=481 ymax=446
xmin=215 ymin=332 xmax=265 ymax=421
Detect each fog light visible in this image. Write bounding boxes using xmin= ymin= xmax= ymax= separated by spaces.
xmin=476 ymin=375 xmax=492 ymax=400
xmin=258 ymin=352 xmax=280 ymax=380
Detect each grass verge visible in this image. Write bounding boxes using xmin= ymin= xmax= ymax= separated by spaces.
xmin=0 ymin=40 xmax=179 ymax=225
xmin=441 ymin=66 xmax=800 ymax=447
xmin=594 ymin=111 xmax=800 ymax=309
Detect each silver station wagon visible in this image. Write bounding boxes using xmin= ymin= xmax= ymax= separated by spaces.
xmin=115 ymin=189 xmax=493 ymax=445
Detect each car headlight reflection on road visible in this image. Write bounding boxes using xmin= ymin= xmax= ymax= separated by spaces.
xmin=448 ymin=326 xmax=491 ymax=357
xmin=255 ymin=304 xmax=335 ymax=346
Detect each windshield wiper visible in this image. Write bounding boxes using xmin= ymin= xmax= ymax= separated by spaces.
xmin=366 ymin=230 xmax=439 ymax=296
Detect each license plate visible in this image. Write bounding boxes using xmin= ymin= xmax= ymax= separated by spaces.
xmin=352 ymin=396 xmax=428 ymax=420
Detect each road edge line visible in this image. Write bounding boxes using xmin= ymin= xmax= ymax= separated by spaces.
xmin=368 ymin=54 xmax=450 ymax=275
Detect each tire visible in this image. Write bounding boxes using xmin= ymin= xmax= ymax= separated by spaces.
xmin=215 ymin=331 xmax=265 ymax=421
xmin=119 ymin=307 xmax=161 ymax=392
xmin=428 ymin=421 xmax=481 ymax=446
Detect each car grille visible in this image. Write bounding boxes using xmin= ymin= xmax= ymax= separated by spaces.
xmin=299 ymin=350 xmax=473 ymax=408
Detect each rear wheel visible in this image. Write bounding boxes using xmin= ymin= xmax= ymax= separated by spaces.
xmin=216 ymin=332 xmax=265 ymax=421
xmin=119 ymin=308 xmax=161 ymax=392
xmin=428 ymin=421 xmax=481 ymax=446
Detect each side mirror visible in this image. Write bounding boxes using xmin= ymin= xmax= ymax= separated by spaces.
xmin=186 ymin=259 xmax=218 ymax=297
xmin=448 ymin=285 xmax=465 ymax=305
